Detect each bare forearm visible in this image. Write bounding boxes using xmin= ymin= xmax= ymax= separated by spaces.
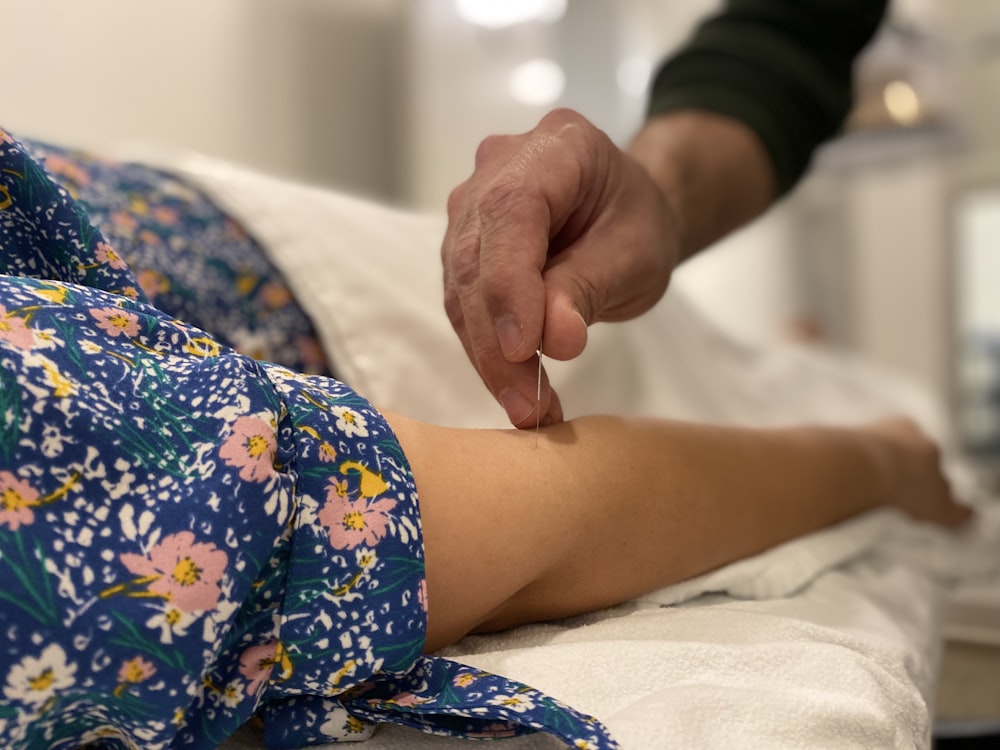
xmin=500 ymin=416 xmax=894 ymax=621
xmin=387 ymin=410 xmax=961 ymax=649
xmin=627 ymin=111 xmax=777 ymax=261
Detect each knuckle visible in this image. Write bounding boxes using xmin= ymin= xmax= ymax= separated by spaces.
xmin=541 ymin=108 xmax=605 ymax=149
xmin=446 ymin=181 xmax=468 ymax=218
xmin=539 ymin=107 xmax=583 ymax=130
xmin=475 ymin=133 xmax=514 ymax=169
xmin=442 ymin=285 xmax=465 ymax=330
xmin=477 ymin=179 xmax=541 ymax=230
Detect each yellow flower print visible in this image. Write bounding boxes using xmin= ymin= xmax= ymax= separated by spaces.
xmin=129 ymin=196 xmax=149 ymax=215
xmin=453 ymin=672 xmax=477 ymax=688
xmin=236 ymin=274 xmax=258 ymax=296
xmin=339 ymin=461 xmax=388 ymax=498
xmin=344 ymin=716 xmax=367 ymax=734
xmin=31 ymin=284 xmax=69 ymax=305
xmin=42 ymin=361 xmax=76 ymax=398
xmin=183 ymin=336 xmax=221 ymax=358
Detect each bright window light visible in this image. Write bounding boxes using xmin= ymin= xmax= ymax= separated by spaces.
xmin=508 ymin=58 xmax=565 ymax=106
xmin=455 ymin=0 xmax=566 ymax=29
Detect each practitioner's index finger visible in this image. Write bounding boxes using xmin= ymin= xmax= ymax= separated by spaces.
xmin=476 ymin=186 xmax=551 ymax=364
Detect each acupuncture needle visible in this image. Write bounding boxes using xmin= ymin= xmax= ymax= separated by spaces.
xmin=535 ymin=341 xmax=543 ymax=448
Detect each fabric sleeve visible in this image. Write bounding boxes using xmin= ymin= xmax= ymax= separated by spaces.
xmin=647 ymin=0 xmax=889 ymax=194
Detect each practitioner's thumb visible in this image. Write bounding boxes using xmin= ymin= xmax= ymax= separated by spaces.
xmin=541 ymin=287 xmax=590 ymax=362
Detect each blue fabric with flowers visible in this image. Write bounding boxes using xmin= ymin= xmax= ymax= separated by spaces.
xmin=0 ymin=129 xmax=618 ymax=750
xmin=18 ymin=138 xmax=333 ymax=377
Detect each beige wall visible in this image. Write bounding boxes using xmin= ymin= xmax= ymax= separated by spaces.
xmin=0 ymin=0 xmax=404 ymax=199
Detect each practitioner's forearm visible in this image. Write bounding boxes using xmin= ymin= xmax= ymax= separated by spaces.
xmin=627 ymin=112 xmax=777 ymax=261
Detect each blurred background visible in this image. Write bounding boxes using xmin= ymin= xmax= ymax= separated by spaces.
xmin=3 ymin=0 xmax=1000 ymax=467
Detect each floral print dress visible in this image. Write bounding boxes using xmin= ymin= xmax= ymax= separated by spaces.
xmin=0 ymin=129 xmax=619 ymax=750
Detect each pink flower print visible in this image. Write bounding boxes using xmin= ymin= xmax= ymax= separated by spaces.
xmin=238 ymin=640 xmax=292 ymax=697
xmin=94 ymin=241 xmax=128 ymax=270
xmin=319 ymin=483 xmax=397 ymax=550
xmin=119 ymin=531 xmax=228 ymax=612
xmin=219 ymin=416 xmax=277 ymax=482
xmin=259 ymin=282 xmax=292 ymax=310
xmin=224 ymin=218 xmax=249 ymax=240
xmin=294 ymin=335 xmax=328 ymax=374
xmin=114 ymin=656 xmax=156 ymax=697
xmin=137 ymin=229 xmax=162 ymax=247
xmin=417 ymin=578 xmax=428 ymax=613
xmin=0 ymin=306 xmax=34 ymax=350
xmin=467 ymin=723 xmax=518 ymax=739
xmin=0 ymin=129 xmax=13 ymax=145
xmin=111 ymin=211 xmax=138 ymax=234
xmin=152 ymin=205 xmax=180 ymax=225
xmin=135 ymin=269 xmax=171 ymax=300
xmin=0 ymin=471 xmax=38 ymax=530
xmin=91 ymin=307 xmax=140 ymax=338
xmin=318 ymin=442 xmax=337 ymax=463
xmin=42 ymin=153 xmax=91 ymax=188
xmin=389 ymin=691 xmax=425 ymax=708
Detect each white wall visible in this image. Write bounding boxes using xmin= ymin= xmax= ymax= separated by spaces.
xmin=0 ymin=0 xmax=403 ymax=198
xmin=400 ymin=0 xmax=719 ymax=211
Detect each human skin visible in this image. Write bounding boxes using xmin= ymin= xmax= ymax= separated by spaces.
xmin=383 ymin=411 xmax=970 ymax=653
xmin=442 ymin=108 xmax=777 ymax=429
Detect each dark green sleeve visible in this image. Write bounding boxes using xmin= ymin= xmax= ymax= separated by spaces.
xmin=648 ymin=0 xmax=888 ymax=195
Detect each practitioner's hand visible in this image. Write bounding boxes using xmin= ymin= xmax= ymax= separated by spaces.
xmin=867 ymin=417 xmax=973 ymax=527
xmin=442 ymin=108 xmax=680 ymax=428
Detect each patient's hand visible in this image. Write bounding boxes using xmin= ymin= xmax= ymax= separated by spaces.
xmin=866 ymin=417 xmax=973 ymax=527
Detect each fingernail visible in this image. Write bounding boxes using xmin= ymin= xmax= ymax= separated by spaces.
xmin=495 ymin=315 xmax=523 ymax=359
xmin=498 ymin=388 xmax=535 ymax=425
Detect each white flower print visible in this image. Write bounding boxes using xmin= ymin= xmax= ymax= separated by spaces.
xmin=355 ymin=547 xmax=378 ymax=572
xmin=145 ymin=604 xmax=197 ymax=645
xmin=3 ymin=643 xmax=77 ymax=707
xmin=220 ymin=679 xmax=244 ymax=708
xmin=331 ymin=405 xmax=368 ymax=438
xmin=487 ymin=692 xmax=536 ymax=714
